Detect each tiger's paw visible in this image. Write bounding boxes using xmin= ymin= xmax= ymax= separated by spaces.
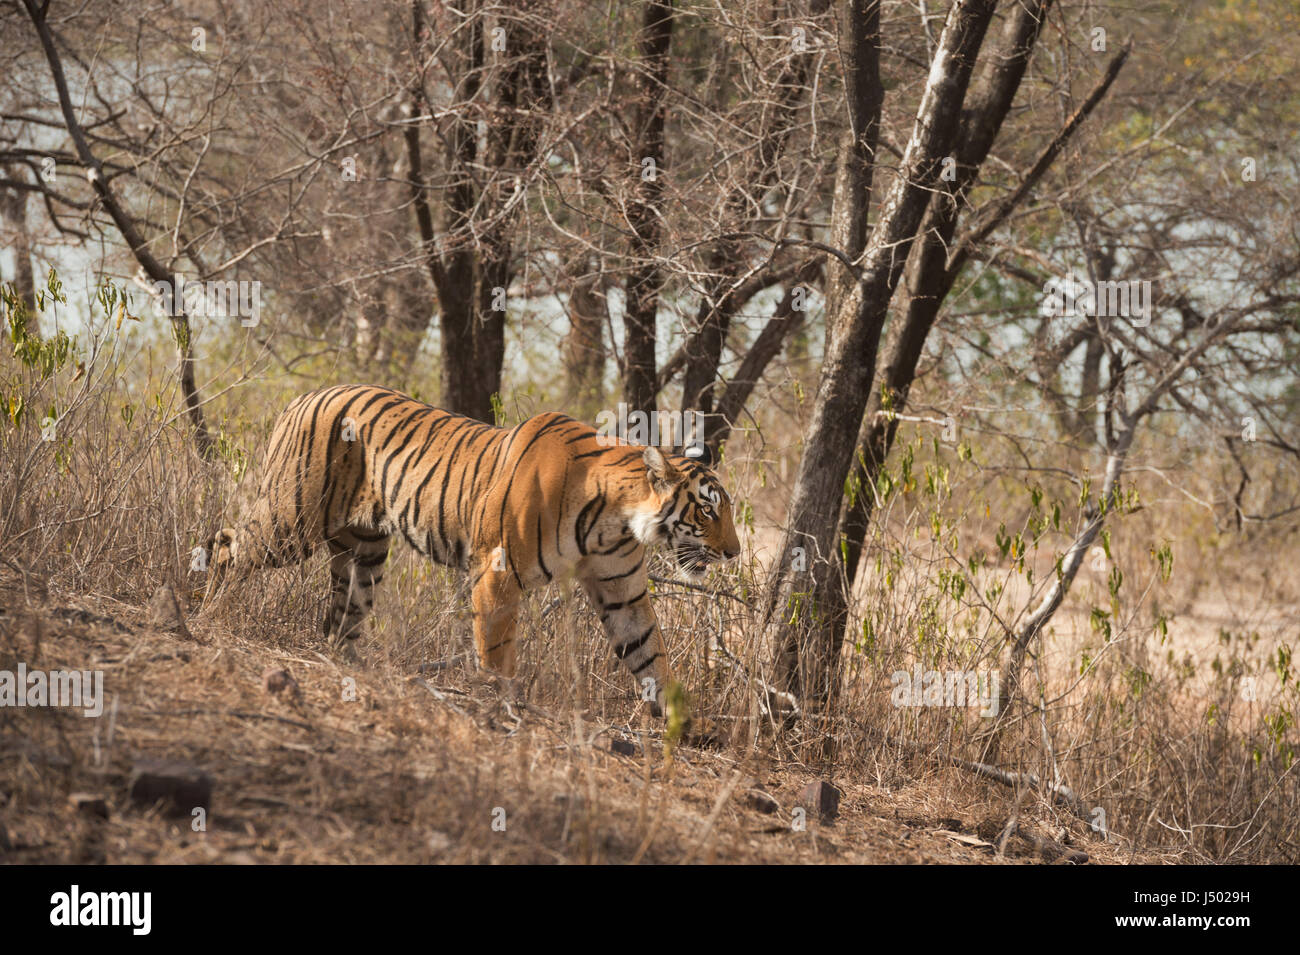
xmin=469 ymin=668 xmax=520 ymax=704
xmin=326 ymin=631 xmax=363 ymax=663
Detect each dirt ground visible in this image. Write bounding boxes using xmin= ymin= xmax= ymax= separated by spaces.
xmin=0 ymin=590 xmax=1163 ymax=865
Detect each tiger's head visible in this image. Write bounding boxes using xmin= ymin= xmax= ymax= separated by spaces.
xmin=635 ymin=445 xmax=741 ymax=578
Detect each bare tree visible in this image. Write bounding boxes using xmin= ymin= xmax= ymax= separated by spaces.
xmin=675 ymin=0 xmax=831 ymax=444
xmin=561 ymin=258 xmax=610 ymax=416
xmin=760 ymin=0 xmax=1003 ymax=711
xmin=621 ymin=0 xmax=674 ymax=417
xmin=401 ymin=0 xmax=556 ymax=421
xmin=760 ymin=0 xmax=1298 ymax=740
xmin=17 ymin=0 xmax=215 ymax=454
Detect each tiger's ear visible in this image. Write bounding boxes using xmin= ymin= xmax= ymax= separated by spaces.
xmin=643 ymin=446 xmax=682 ymax=491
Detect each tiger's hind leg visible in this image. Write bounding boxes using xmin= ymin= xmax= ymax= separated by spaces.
xmin=323 ymin=526 xmax=391 ymax=652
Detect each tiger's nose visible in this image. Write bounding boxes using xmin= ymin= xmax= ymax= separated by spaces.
xmin=722 ymin=545 xmax=740 ymax=561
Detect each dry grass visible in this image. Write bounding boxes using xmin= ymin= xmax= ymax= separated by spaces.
xmin=1 ymin=361 xmax=1294 ymax=864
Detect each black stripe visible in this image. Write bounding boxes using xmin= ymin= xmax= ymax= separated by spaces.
xmin=601 ymin=590 xmax=647 ymax=612
xmin=378 ymin=411 xmax=430 ymax=503
xmin=295 ymin=390 xmax=334 ymax=535
xmin=456 ymin=426 xmax=495 ymax=526
xmin=632 ymin=653 xmax=662 ymax=675
xmin=574 ymin=493 xmax=607 ymax=556
xmin=605 ymin=536 xmax=640 ymax=558
xmin=436 ymin=423 xmax=479 ymax=558
xmin=392 ymin=414 xmax=459 ymax=504
xmin=400 ymin=526 xmax=425 ymax=554
xmin=535 ymin=514 xmax=551 ymax=582
xmin=396 ymin=416 xmax=464 ymax=550
xmin=320 ymin=388 xmax=377 ymax=538
xmin=595 ymin=534 xmax=636 ymax=556
xmin=598 ymin=557 xmax=644 ymax=582
xmin=555 ymin=467 xmax=570 ymax=557
xmin=615 ymin=626 xmax=655 ymax=660
xmin=508 ymin=548 xmax=524 ymax=591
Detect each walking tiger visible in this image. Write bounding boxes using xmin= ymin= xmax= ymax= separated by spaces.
xmin=203 ymin=385 xmax=740 ymax=718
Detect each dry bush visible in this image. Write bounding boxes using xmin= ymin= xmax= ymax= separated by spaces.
xmin=759 ymin=416 xmax=1300 ymax=864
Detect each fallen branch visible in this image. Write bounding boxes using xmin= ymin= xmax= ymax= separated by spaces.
xmin=169 ymin=708 xmax=314 ymax=731
xmin=647 ymin=574 xmax=752 ymax=607
xmin=951 ymin=757 xmax=1088 ymax=820
xmin=411 ymin=677 xmax=470 ymax=718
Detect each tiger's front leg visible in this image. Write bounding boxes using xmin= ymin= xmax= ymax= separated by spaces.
xmin=582 ymin=573 xmax=671 ymax=718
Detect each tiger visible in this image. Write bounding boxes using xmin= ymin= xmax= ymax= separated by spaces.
xmin=203 ymin=384 xmax=740 ymax=718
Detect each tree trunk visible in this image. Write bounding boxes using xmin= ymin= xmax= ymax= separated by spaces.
xmin=823 ymin=0 xmax=884 ymax=326
xmin=0 ymin=170 xmax=37 ymax=319
xmin=839 ymin=9 xmax=1129 ymax=605
xmin=562 ymin=265 xmax=609 ymax=417
xmin=407 ymin=0 xmax=485 ymax=417
xmin=407 ymin=0 xmax=551 ymax=422
xmin=622 ymin=0 xmax=674 ymax=417
xmin=762 ymin=0 xmax=998 ymax=714
xmin=473 ymin=2 xmax=552 ymax=419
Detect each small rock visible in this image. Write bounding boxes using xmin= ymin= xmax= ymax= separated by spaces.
xmin=148 ymin=585 xmax=193 ymax=640
xmin=69 ymin=792 xmax=109 ymax=819
xmin=610 ymin=738 xmax=637 ymax=757
xmin=128 ymin=759 xmax=212 ymax=817
xmin=800 ymin=780 xmax=841 ymax=821
xmin=744 ymin=789 xmax=780 ymax=814
xmin=262 ymin=666 xmax=299 ymax=698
